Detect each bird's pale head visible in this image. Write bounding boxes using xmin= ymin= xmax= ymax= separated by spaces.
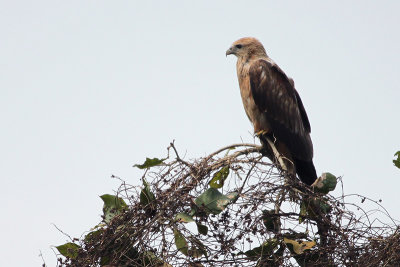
xmin=226 ymin=37 xmax=267 ymax=59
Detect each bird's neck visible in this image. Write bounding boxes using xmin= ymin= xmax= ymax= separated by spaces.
xmin=236 ymin=54 xmax=268 ymax=72
xmin=238 ymin=52 xmax=268 ymax=64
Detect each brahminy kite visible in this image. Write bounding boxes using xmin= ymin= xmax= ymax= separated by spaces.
xmin=226 ymin=37 xmax=317 ymax=185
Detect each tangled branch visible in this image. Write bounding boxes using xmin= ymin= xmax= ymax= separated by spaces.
xmin=56 ymin=143 xmax=399 ymax=266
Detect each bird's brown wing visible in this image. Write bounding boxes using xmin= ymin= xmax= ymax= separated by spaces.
xmin=249 ymin=59 xmax=313 ymax=160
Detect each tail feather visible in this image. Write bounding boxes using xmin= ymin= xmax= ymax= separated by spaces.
xmin=293 ymin=158 xmax=317 ymax=185
xmin=259 ymin=133 xmax=318 ymax=186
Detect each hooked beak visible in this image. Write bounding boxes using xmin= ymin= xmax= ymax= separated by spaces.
xmin=226 ymin=47 xmax=235 ymax=57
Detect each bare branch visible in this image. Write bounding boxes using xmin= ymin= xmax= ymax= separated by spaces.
xmin=54 ymin=143 xmax=399 ymax=267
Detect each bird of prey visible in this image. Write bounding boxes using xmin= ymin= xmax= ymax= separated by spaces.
xmin=226 ymin=37 xmax=317 ymax=185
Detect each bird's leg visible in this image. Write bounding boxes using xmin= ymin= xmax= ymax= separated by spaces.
xmin=257 ymin=133 xmax=296 ymax=183
xmin=259 ymin=134 xmax=299 ymax=197
xmin=264 ymin=137 xmax=288 ymax=172
xmin=255 ymin=130 xmax=280 ymax=162
xmin=256 ymin=131 xmax=275 ymax=161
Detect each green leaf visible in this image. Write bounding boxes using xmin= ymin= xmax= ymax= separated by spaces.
xmin=56 ymin=242 xmax=80 ymax=259
xmin=208 ymin=166 xmax=230 ymax=189
xmin=312 ymin=172 xmax=337 ymax=194
xmin=394 ymin=151 xmax=400 ymax=169
xmin=242 ymin=239 xmax=278 ymax=260
xmin=174 ymin=229 xmax=188 ymax=255
xmin=140 ymin=179 xmax=156 ymax=207
xmin=175 ymin=213 xmax=195 ymax=223
xmin=100 ymin=194 xmax=127 ymax=224
xmin=300 ymin=197 xmax=332 ymax=221
xmin=194 ymin=188 xmax=235 ymax=215
xmin=133 ymin=157 xmax=166 ymax=169
xmin=316 ymin=199 xmax=332 ymax=214
xmin=196 ymin=223 xmax=208 ymax=235
xmin=175 ymin=213 xmax=208 ymax=235
xmin=84 ymin=228 xmax=103 ymax=242
xmin=100 ymin=194 xmax=127 ymax=211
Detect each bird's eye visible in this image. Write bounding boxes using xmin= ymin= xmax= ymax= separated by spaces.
xmin=235 ymin=44 xmax=242 ymax=49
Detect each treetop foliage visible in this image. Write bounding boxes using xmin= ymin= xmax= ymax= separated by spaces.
xmin=54 ymin=143 xmax=399 ymax=266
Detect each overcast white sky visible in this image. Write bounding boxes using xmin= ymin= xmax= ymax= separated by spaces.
xmin=1 ymin=1 xmax=399 ymax=266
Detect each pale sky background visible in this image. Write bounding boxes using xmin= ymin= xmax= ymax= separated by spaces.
xmin=1 ymin=1 xmax=399 ymax=266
